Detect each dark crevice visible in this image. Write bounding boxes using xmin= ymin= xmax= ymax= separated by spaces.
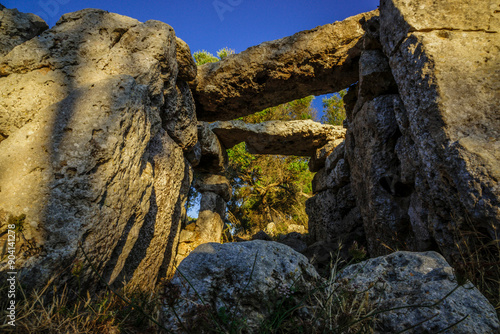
xmin=110 ymin=28 xmax=128 ymax=48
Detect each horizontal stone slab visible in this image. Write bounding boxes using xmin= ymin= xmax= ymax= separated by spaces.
xmin=210 ymin=119 xmax=345 ymax=156
xmin=191 ymin=10 xmax=378 ymax=121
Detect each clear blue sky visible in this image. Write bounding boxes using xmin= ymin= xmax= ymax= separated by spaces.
xmin=4 ymin=0 xmax=379 ymax=114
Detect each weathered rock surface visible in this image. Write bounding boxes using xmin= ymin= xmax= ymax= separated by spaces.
xmin=377 ymin=0 xmax=500 ymax=258
xmin=210 ymin=119 xmax=345 ymax=156
xmin=308 ymin=0 xmax=500 ymax=267
xmin=162 ymin=241 xmax=320 ymax=332
xmin=191 ymin=11 xmax=378 ymax=121
xmin=308 ymin=138 xmax=344 ymax=172
xmin=306 ymin=186 xmax=364 ymax=246
xmin=162 ymin=80 xmax=198 ymax=151
xmin=277 ymin=232 xmax=307 ymax=253
xmin=346 ymin=94 xmax=417 ymax=254
xmin=379 ymin=0 xmax=499 ymax=55
xmin=193 ymin=173 xmax=232 ymax=202
xmin=174 ymin=174 xmax=229 ymax=267
xmin=195 ymin=191 xmax=226 ymax=244
xmin=175 ymin=37 xmax=196 ymax=81
xmin=0 ymin=6 xmax=48 ymax=58
xmin=0 ymin=8 xmax=196 ymax=291
xmin=196 ymin=121 xmax=228 ymax=173
xmin=340 ymin=251 xmax=500 ymax=333
xmin=357 ymin=49 xmax=397 ymax=103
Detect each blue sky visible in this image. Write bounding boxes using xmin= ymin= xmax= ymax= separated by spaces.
xmin=5 ymin=0 xmax=379 ymax=113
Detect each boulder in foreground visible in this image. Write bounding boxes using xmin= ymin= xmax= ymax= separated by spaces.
xmin=340 ymin=251 xmax=500 ymax=333
xmin=161 ymin=241 xmax=320 ymax=332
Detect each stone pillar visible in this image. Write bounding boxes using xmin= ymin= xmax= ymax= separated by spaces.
xmin=174 ymin=123 xmax=232 ymax=266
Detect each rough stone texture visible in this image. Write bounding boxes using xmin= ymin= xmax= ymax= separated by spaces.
xmin=109 ymin=131 xmax=193 ymax=287
xmin=265 ymin=222 xmax=277 ymax=235
xmin=0 ymin=9 xmax=175 ymax=140
xmin=377 ymin=0 xmax=500 ymax=259
xmin=357 ymin=49 xmax=397 ymax=103
xmin=360 ymin=14 xmax=382 ymax=50
xmin=286 ymin=224 xmax=307 ymax=234
xmin=210 ymin=119 xmax=345 ymax=156
xmin=174 ymin=190 xmax=227 ymax=266
xmin=306 ymin=185 xmax=364 ymax=247
xmin=0 ymin=9 xmax=196 ymax=291
xmin=196 ymin=121 xmax=228 ymax=173
xmin=162 ymin=241 xmax=320 ymax=332
xmin=162 ymin=80 xmax=197 ymax=151
xmin=0 ymin=6 xmax=48 ymax=58
xmin=312 ymin=157 xmax=351 ymax=194
xmin=339 ymin=251 xmax=500 ymax=333
xmin=324 ymin=141 xmax=345 ymax=172
xmin=346 ymin=95 xmax=419 ymax=254
xmin=185 ymin=141 xmax=201 ymax=167
xmin=311 ymin=168 xmax=330 ymax=194
xmin=175 ymin=37 xmax=196 ymax=81
xmin=277 ymin=232 xmax=307 ymax=253
xmin=191 ymin=10 xmax=378 ymax=121
xmin=195 ymin=191 xmax=226 ymax=244
xmin=379 ymin=0 xmax=499 ymax=55
xmin=193 ymin=173 xmax=232 ymax=202
xmin=308 ymin=138 xmax=344 ymax=172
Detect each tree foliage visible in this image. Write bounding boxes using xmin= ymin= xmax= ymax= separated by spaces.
xmin=320 ymin=89 xmax=347 ymax=125
xmin=226 ymin=102 xmax=316 ymax=234
xmin=193 ymin=48 xmax=235 ymax=65
xmin=193 ymin=50 xmax=219 ymax=65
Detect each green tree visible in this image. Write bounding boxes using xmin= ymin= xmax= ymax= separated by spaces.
xmin=193 ymin=50 xmax=219 ymax=65
xmin=226 ymin=105 xmax=316 ymax=234
xmin=216 ymin=47 xmax=235 ymax=60
xmin=193 ymin=48 xmax=235 ymax=65
xmin=321 ymin=89 xmax=347 ymax=125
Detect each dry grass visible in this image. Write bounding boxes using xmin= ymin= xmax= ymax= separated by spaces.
xmin=2 ymin=218 xmax=498 ymax=333
xmin=454 ymin=220 xmax=500 ymax=317
xmin=0 ymin=280 xmax=163 ymax=333
xmin=256 ymin=249 xmax=376 ymax=334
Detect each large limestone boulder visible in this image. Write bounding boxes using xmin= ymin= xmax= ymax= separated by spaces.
xmin=378 ymin=0 xmax=500 ymax=258
xmin=191 ymin=11 xmax=378 ymax=121
xmin=210 ymin=119 xmax=345 ymax=156
xmin=0 ymin=8 xmax=196 ymax=291
xmin=0 ymin=5 xmax=48 ymax=58
xmin=340 ymin=251 xmax=500 ymax=333
xmin=162 ymin=241 xmax=320 ymax=332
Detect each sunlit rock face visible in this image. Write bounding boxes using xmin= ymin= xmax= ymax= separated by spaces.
xmin=0 ymin=9 xmax=197 ymax=291
xmin=376 ymin=0 xmax=500 ymax=259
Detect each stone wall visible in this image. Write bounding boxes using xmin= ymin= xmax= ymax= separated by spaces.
xmin=307 ymin=0 xmax=500 ymax=263
xmin=0 ymin=8 xmax=198 ymax=292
